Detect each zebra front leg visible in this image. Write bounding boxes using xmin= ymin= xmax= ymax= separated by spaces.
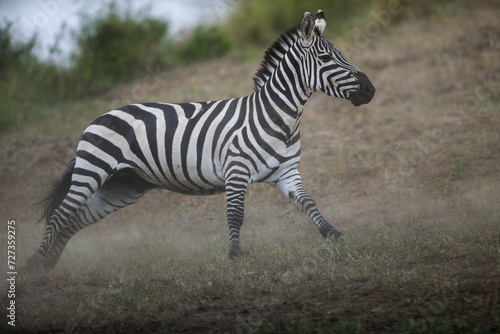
xmin=272 ymin=170 xmax=344 ymax=241
xmin=225 ymin=173 xmax=250 ymax=259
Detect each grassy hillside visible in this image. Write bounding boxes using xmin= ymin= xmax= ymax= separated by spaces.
xmin=1 ymin=2 xmax=499 ymax=333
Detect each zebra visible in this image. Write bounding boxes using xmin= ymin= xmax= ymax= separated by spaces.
xmin=26 ymin=10 xmax=375 ymax=270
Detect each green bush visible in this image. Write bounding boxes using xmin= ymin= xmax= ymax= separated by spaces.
xmin=0 ymin=4 xmax=172 ymax=133
xmin=72 ymin=3 xmax=169 ymax=94
xmin=0 ymin=22 xmax=38 ymax=132
xmin=224 ymin=0 xmax=469 ymax=48
xmin=227 ymin=0 xmax=370 ymax=47
xmin=171 ymin=25 xmax=233 ymax=65
xmin=0 ymin=22 xmax=37 ymax=73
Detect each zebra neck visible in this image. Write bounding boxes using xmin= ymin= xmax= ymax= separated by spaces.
xmin=254 ymin=71 xmax=311 ymax=141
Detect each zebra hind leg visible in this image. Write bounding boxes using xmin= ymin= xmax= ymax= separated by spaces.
xmin=26 ymin=169 xmax=156 ymax=271
xmin=225 ymin=172 xmax=251 ymax=259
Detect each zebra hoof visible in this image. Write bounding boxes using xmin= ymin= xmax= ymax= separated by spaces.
xmin=319 ymin=224 xmax=344 ymax=242
xmin=331 ymin=233 xmax=346 ymax=243
xmin=326 ymin=229 xmax=344 ymax=243
xmin=228 ymin=247 xmax=246 ymax=260
xmin=24 ymin=253 xmax=55 ymax=272
xmin=335 ymin=231 xmax=345 ymax=241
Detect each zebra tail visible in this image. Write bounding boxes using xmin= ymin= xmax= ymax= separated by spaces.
xmin=33 ymin=157 xmax=76 ymax=226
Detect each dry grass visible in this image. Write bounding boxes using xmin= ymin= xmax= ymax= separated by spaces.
xmin=1 ymin=2 xmax=500 ymax=333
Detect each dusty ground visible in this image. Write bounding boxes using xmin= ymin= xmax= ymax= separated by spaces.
xmin=1 ymin=2 xmax=499 ymax=333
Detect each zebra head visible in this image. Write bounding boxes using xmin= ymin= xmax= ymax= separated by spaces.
xmin=300 ymin=10 xmax=375 ymax=106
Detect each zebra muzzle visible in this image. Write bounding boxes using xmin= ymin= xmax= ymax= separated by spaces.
xmin=349 ymin=72 xmax=375 ymax=106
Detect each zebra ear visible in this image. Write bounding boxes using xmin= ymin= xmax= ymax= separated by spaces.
xmin=315 ymin=10 xmax=326 ymax=36
xmin=300 ymin=12 xmax=316 ymax=43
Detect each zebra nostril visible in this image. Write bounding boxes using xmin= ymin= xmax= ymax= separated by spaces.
xmin=354 ymin=71 xmax=375 ymax=100
xmin=363 ymin=84 xmax=371 ymax=95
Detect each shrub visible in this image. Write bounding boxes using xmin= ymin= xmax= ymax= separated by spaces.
xmin=227 ymin=0 xmax=369 ymax=47
xmin=0 ymin=22 xmax=38 ymax=132
xmin=171 ymin=25 xmax=233 ymax=65
xmin=0 ymin=4 xmax=171 ymax=133
xmin=71 ymin=3 xmax=169 ymax=94
xmin=0 ymin=22 xmax=37 ymax=73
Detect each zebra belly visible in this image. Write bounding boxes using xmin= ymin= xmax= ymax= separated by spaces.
xmin=156 ymin=159 xmax=226 ymax=195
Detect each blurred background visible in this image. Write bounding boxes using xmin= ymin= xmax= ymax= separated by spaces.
xmin=1 ymin=0 xmax=442 ymax=132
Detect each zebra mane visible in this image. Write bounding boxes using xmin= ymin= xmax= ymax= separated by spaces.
xmin=253 ymin=24 xmax=301 ymax=91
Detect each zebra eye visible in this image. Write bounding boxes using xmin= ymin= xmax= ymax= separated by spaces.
xmin=318 ymin=54 xmax=333 ymax=63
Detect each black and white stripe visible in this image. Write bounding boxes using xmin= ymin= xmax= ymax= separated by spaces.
xmin=27 ymin=10 xmax=375 ymax=269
